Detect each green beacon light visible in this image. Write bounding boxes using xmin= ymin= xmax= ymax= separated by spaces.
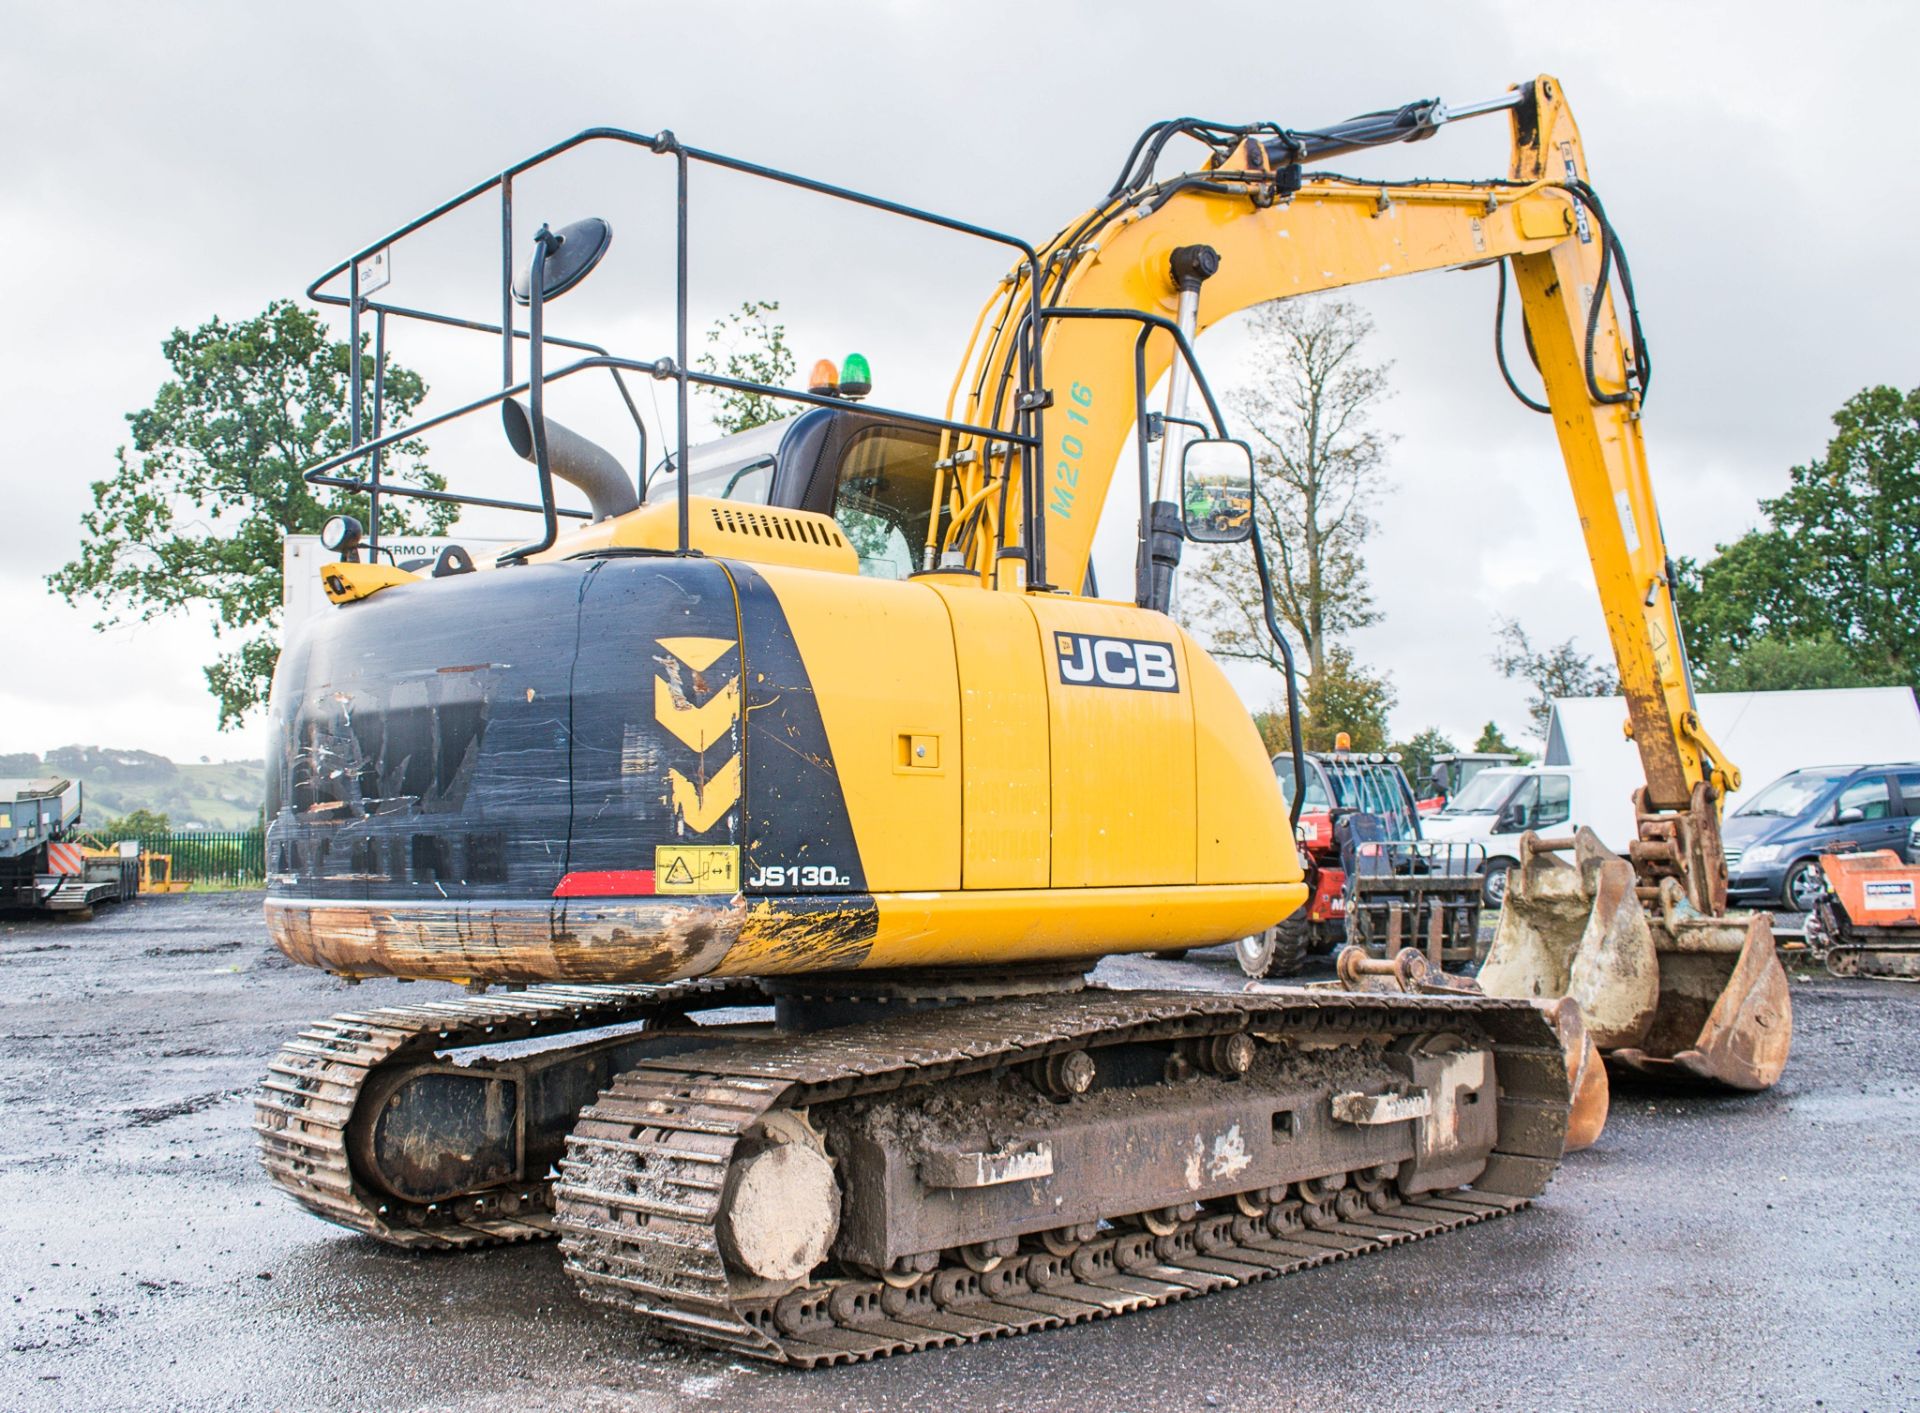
xmin=839 ymin=351 xmax=872 ymax=400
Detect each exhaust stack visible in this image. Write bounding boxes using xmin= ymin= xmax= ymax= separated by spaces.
xmin=501 ymin=399 xmax=638 ymax=522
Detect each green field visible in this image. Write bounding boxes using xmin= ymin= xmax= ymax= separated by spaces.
xmin=0 ymin=746 xmax=262 ymax=831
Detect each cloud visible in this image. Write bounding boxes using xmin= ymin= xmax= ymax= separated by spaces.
xmin=3 ymin=0 xmax=1915 ymax=761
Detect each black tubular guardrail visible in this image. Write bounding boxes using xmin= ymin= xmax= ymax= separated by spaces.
xmin=302 ymin=126 xmax=1051 ymax=580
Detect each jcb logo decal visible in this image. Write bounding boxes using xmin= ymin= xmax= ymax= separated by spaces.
xmin=1054 ymin=633 xmax=1179 ymax=692
xmin=654 ymin=635 xmax=741 ymax=833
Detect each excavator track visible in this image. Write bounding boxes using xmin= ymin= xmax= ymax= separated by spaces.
xmin=253 ymin=978 xmax=765 ymax=1250
xmin=555 ymin=987 xmax=1569 ymax=1366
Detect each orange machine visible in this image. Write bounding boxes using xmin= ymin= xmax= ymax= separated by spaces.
xmin=1809 ymin=851 xmax=1920 ymax=979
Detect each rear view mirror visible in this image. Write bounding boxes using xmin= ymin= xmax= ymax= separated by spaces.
xmin=511 ymin=216 xmax=614 ymax=306
xmin=1181 ymin=438 xmax=1255 ymax=544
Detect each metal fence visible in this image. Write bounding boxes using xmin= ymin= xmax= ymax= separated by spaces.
xmin=131 ymin=830 xmax=266 ymax=887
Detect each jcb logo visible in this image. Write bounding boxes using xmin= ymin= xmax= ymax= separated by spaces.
xmin=1054 ymin=633 xmax=1179 ymax=693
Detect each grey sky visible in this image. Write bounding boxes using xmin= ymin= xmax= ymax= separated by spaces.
xmin=3 ymin=0 xmax=1914 ymax=763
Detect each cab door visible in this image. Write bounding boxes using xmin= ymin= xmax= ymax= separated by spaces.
xmin=1824 ymin=772 xmax=1905 ymax=855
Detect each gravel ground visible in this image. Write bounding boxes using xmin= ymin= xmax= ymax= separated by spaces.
xmin=1 ymin=892 xmax=1914 ymax=1412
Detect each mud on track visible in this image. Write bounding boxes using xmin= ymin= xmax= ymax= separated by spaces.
xmin=2 ymin=892 xmax=1916 ymax=1411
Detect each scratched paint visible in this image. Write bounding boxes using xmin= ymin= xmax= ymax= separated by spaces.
xmin=264 ymin=553 xmax=874 ymax=986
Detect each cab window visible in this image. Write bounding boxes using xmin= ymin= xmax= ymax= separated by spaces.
xmin=830 ymin=426 xmax=939 ymax=580
xmin=1536 ymin=774 xmax=1572 ymax=828
xmin=644 ymin=417 xmax=790 ymax=506
xmin=1894 ymin=770 xmax=1920 ymax=815
xmin=1276 ymin=762 xmax=1333 ymax=812
xmin=1502 ymin=777 xmax=1539 ymax=829
xmin=1833 ymin=776 xmax=1893 ymax=822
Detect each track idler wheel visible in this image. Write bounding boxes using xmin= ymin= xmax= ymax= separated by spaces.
xmin=960 ymin=1237 xmax=1018 ymax=1273
xmin=1137 ymin=1202 xmax=1201 ymax=1236
xmin=715 ymin=1109 xmax=840 ymax=1295
xmin=1039 ymin=1222 xmax=1097 ymax=1256
xmin=1033 ymin=1049 xmax=1097 ymax=1098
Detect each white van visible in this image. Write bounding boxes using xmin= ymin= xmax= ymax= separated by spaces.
xmin=1418 ymin=766 xmax=1636 ymax=905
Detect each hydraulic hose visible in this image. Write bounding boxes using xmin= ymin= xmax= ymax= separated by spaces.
xmin=1249 ymin=520 xmax=1307 ymax=830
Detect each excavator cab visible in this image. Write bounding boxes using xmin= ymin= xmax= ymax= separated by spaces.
xmin=643 ymin=408 xmax=942 ymax=580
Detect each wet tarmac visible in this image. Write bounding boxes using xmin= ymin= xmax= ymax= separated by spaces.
xmin=2 ymin=892 xmax=1914 ymax=1411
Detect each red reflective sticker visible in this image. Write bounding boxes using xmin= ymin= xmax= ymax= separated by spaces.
xmin=552 ymin=870 xmax=657 ymax=898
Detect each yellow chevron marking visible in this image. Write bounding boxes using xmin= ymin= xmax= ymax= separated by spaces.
xmin=668 ymin=754 xmax=742 ymax=833
xmin=653 ymin=674 xmax=740 ymax=754
xmin=656 ymin=636 xmax=736 ymax=672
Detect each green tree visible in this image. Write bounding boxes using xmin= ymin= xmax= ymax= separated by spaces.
xmin=1391 ymin=727 xmax=1457 ymax=790
xmin=697 ymin=299 xmax=797 ymax=434
xmin=1677 ymin=383 xmax=1920 ymax=689
xmin=100 ymin=808 xmax=171 ymax=838
xmin=1185 ymin=298 xmax=1393 ymax=699
xmin=1692 ymin=633 xmax=1886 ymax=693
xmin=1491 ymin=616 xmax=1619 ymax=738
xmin=1251 ymin=702 xmax=1294 ymax=757
xmin=1473 ymin=720 xmax=1529 ymax=760
xmin=47 ymin=301 xmax=452 ymax=729
xmin=1303 ymin=644 xmax=1395 ymax=752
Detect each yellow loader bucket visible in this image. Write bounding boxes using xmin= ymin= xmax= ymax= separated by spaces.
xmin=1479 ymin=828 xmax=1791 ymax=1091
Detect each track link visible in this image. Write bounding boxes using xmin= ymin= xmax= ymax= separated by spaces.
xmin=554 ymin=987 xmax=1569 ymax=1364
xmin=253 ymin=978 xmax=763 ymax=1249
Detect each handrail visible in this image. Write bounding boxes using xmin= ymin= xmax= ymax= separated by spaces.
xmin=302 ymin=125 xmax=1051 ymax=577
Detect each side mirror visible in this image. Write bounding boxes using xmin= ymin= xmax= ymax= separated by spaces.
xmin=1180 ymin=438 xmax=1255 ymax=544
xmin=1834 ymin=806 xmax=1865 ymax=826
xmin=511 ymin=216 xmax=614 ymax=306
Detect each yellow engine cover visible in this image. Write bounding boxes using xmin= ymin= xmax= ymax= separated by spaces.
xmin=707 ymin=565 xmax=1305 ymax=975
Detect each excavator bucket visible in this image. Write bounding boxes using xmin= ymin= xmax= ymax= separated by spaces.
xmin=1480 ymin=828 xmax=1791 ymax=1091
xmin=1535 ymin=995 xmax=1610 ymax=1152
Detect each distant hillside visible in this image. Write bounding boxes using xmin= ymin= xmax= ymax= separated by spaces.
xmin=5 ymin=745 xmax=263 ymax=831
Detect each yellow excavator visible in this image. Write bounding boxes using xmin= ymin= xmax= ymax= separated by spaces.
xmin=256 ymin=75 xmax=1786 ymax=1364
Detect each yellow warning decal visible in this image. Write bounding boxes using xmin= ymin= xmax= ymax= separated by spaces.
xmin=654 ymin=844 xmax=740 ymax=895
